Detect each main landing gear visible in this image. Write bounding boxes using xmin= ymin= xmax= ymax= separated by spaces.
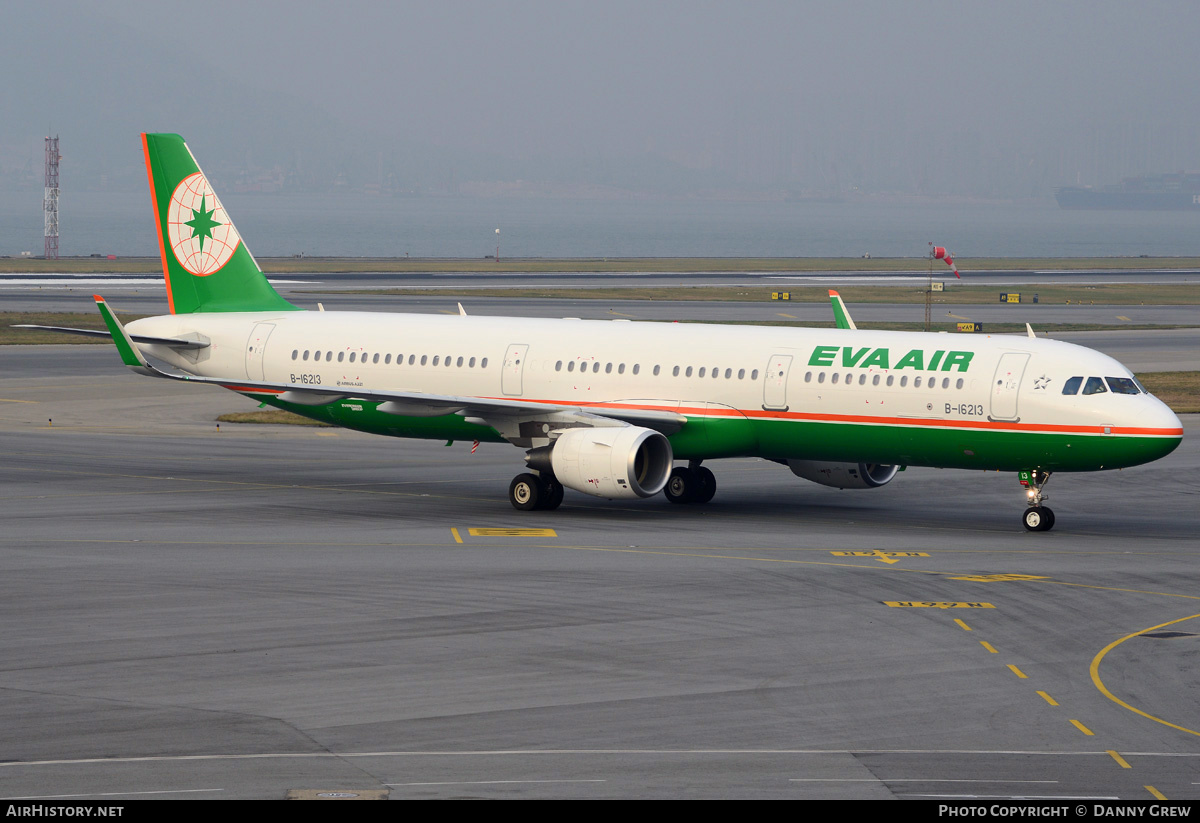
xmin=664 ymin=461 xmax=716 ymax=505
xmin=509 ymin=472 xmax=564 ymax=511
xmin=1020 ymin=469 xmax=1055 ymax=532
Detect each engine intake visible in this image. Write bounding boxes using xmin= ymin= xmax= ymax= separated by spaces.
xmin=528 ymin=426 xmax=673 ymax=499
xmin=787 ymin=460 xmax=899 ymax=489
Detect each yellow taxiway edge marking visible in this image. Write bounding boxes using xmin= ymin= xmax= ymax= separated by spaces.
xmin=883 ymin=602 xmax=994 ymax=609
xmin=1107 ymin=750 xmax=1131 ymax=769
xmin=468 ymin=528 xmax=557 ymax=537
xmin=1116 ymin=315 xmax=1132 ymax=322
xmin=1007 ymin=664 xmax=1028 ymax=679
xmin=946 ymin=313 xmax=972 ymax=321
xmin=451 ymin=528 xmax=463 ymax=544
xmin=0 ymin=398 xmax=38 ymax=403
xmin=776 ymin=313 xmax=797 ymax=319
xmin=1145 ymin=786 xmax=1167 ymax=800
xmin=954 ymin=619 xmax=972 ymax=631
xmin=1090 ymin=613 xmax=1200 ymax=738
xmin=980 ymin=641 xmax=998 ymax=653
xmin=1037 ymin=691 xmax=1058 ymax=706
xmin=1069 ymin=719 xmax=1095 ymax=736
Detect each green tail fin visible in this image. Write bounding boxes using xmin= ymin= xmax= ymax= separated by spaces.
xmin=142 ymin=133 xmax=298 ymax=315
xmin=829 ymin=290 xmax=857 ymax=330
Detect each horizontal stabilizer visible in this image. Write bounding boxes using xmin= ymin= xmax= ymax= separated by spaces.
xmin=12 ymin=324 xmax=210 ymax=349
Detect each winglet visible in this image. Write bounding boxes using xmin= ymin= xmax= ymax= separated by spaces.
xmin=1026 ymin=322 xmax=1036 ymax=338
xmin=94 ymin=295 xmax=155 ymax=375
xmin=829 ymin=290 xmax=857 ymax=330
xmin=458 ymin=302 xmax=468 ymax=317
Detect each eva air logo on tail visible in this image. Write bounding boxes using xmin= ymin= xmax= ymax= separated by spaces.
xmin=166 ymin=172 xmax=241 ymax=275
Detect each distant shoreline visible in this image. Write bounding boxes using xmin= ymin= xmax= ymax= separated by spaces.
xmin=3 ymin=256 xmax=1200 ymax=275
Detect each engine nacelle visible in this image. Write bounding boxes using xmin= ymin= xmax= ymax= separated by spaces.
xmin=536 ymin=426 xmax=673 ymax=499
xmin=787 ymin=460 xmax=899 ymax=490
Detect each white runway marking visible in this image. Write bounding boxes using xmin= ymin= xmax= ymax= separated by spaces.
xmin=3 ymin=788 xmax=224 ymax=799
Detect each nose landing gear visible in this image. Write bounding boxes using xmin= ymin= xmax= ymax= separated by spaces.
xmin=1020 ymin=470 xmax=1054 ymax=532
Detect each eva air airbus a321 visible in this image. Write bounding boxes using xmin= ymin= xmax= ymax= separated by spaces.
xmin=22 ymin=134 xmax=1183 ymax=531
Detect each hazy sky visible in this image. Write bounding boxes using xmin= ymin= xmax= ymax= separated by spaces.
xmin=6 ymin=1 xmax=1200 ymax=196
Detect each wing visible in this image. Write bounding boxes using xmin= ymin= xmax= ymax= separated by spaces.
xmin=91 ymin=296 xmax=686 ymax=443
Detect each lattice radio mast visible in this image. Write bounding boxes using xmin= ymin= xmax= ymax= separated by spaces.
xmin=44 ymin=135 xmax=60 ymax=260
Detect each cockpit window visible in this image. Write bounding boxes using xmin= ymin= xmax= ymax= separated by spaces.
xmin=1105 ymin=377 xmax=1140 ymax=395
xmin=1082 ymin=376 xmax=1107 ymax=395
xmin=1133 ymin=376 xmax=1150 ymax=395
xmin=1062 ymin=376 xmax=1083 ymax=395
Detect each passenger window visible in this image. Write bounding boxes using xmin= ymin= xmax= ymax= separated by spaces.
xmin=956 ymin=378 xmax=963 ymax=389
xmin=1063 ymin=376 xmax=1082 ymax=395
xmin=385 ymin=354 xmax=391 ymax=364
xmin=481 ymin=358 xmax=488 ymax=368
xmin=1106 ymin=377 xmax=1140 ymax=395
xmin=349 ymin=352 xmax=357 ymax=363
xmin=832 ymin=373 xmax=840 ymax=384
xmin=673 ymin=366 xmax=680 ymax=376
xmin=337 ymin=352 xmax=345 ymax=363
xmin=686 ymin=367 xmax=693 ymax=377
xmin=817 ymin=372 xmax=825 ymax=383
xmin=738 ymin=369 xmax=745 ymax=380
xmin=457 ymin=356 xmax=464 ymax=367
xmin=751 ymin=370 xmax=759 ymax=380
xmin=373 ymin=353 xmax=380 ymax=364
xmin=555 ymin=360 xmax=562 ymax=371
xmin=844 ymin=373 xmax=852 ymax=384
xmin=699 ymin=367 xmax=706 ymax=378
xmin=914 ymin=376 xmax=922 ymax=388
xmin=805 ymin=372 xmax=812 ymax=383
xmin=409 ymin=355 xmax=416 ymax=365
xmin=632 ymin=364 xmax=640 ymax=375
xmin=446 ymin=355 xmax=452 ymax=367
xmin=432 ymin=356 xmax=439 ymax=366
xmin=900 ymin=376 xmax=907 ymax=387
xmin=420 ymin=355 xmax=428 ymax=366
xmin=292 ymin=350 xmax=299 ymax=360
xmin=568 ymin=361 xmax=575 ymax=372
xmin=605 ymin=363 xmax=612 ymax=374
xmin=858 ymin=374 xmax=866 ymax=385
xmin=886 ymin=375 xmax=894 ymax=386
xmin=618 ymin=364 xmax=625 ymax=374
xmin=942 ymin=377 xmax=949 ymax=389
xmin=872 ymin=375 xmax=880 ymax=386
xmin=1082 ymin=376 xmax=1107 ymax=395
xmin=470 ymin=357 xmax=476 ymax=368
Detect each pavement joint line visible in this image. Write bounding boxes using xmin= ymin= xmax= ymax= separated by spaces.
xmin=2 ymin=789 xmax=224 ymax=799
xmin=1107 ymin=751 xmax=1132 ymax=769
xmin=8 ymin=749 xmax=1200 ymax=768
xmin=1069 ymin=719 xmax=1095 ymax=736
xmin=1090 ymin=613 xmax=1200 ymax=738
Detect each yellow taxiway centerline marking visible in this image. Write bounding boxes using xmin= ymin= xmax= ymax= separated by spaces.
xmin=608 ymin=311 xmax=637 ymax=318
xmin=1146 ymin=786 xmax=1167 ymax=800
xmin=1007 ymin=664 xmax=1028 ymax=679
xmin=980 ymin=641 xmax=998 ymax=653
xmin=946 ymin=313 xmax=972 ymax=321
xmin=1069 ymin=719 xmax=1094 ymax=736
xmin=1107 ymin=751 xmax=1131 ymax=769
xmin=451 ymin=528 xmax=463 ymax=544
xmin=954 ymin=619 xmax=972 ymax=631
xmin=1090 ymin=613 xmax=1200 ymax=738
xmin=1037 ymin=691 xmax=1058 ymax=706
xmin=1116 ymin=315 xmax=1132 ymax=322
xmin=0 ymin=398 xmax=38 ymax=403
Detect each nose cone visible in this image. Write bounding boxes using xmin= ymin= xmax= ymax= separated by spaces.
xmin=1126 ymin=397 xmax=1184 ymax=465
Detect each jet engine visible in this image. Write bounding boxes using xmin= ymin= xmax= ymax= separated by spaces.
xmin=527 ymin=426 xmax=673 ymax=499
xmin=786 ymin=460 xmax=899 ymax=489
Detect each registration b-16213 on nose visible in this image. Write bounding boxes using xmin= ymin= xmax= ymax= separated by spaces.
xmin=19 ymin=134 xmax=1183 ymax=531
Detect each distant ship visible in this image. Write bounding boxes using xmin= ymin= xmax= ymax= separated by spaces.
xmin=1056 ymin=173 xmax=1200 ymax=210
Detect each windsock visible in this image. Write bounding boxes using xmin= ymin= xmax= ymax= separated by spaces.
xmin=932 ymin=245 xmax=960 ymax=278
